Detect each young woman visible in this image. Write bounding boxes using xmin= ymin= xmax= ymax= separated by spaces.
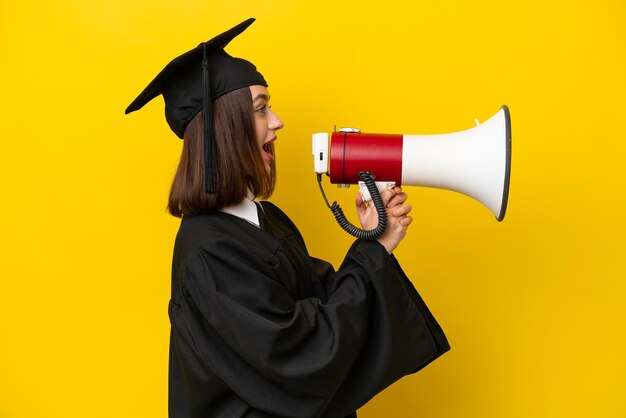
xmin=126 ymin=18 xmax=449 ymax=418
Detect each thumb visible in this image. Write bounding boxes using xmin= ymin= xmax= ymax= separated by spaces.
xmin=355 ymin=192 xmax=367 ymax=215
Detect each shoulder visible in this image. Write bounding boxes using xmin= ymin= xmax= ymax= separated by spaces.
xmin=174 ymin=213 xmax=229 ymax=255
xmin=259 ymin=201 xmax=289 ymax=222
xmin=260 ymin=201 xmax=304 ymax=241
xmin=172 ymin=212 xmax=279 ymax=281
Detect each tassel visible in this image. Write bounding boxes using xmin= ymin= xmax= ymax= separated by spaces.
xmin=202 ymin=43 xmax=217 ymax=193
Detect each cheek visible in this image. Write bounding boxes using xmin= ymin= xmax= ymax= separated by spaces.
xmin=254 ymin=118 xmax=267 ymax=143
xmin=253 ymin=119 xmax=261 ymax=141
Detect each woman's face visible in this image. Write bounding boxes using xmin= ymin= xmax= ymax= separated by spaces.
xmin=250 ymin=85 xmax=284 ymax=172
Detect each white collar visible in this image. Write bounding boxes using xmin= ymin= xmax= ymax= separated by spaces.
xmin=219 ymin=190 xmax=261 ymax=228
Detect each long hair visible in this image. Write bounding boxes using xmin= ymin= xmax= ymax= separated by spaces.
xmin=168 ymin=87 xmax=276 ymax=217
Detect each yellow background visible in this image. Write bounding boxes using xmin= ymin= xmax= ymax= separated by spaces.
xmin=1 ymin=0 xmax=625 ymax=417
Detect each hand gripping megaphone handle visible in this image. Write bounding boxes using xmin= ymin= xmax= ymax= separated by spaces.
xmin=316 ymin=171 xmax=387 ymax=240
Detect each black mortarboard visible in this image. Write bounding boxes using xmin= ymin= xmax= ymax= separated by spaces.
xmin=125 ymin=18 xmax=267 ymax=193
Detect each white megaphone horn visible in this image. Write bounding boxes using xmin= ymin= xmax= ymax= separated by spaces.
xmin=312 ymin=105 xmax=511 ymax=227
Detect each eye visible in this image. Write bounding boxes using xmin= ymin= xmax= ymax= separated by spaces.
xmin=256 ymin=104 xmax=267 ymax=113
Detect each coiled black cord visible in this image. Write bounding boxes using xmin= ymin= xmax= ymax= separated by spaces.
xmin=316 ymin=171 xmax=387 ymax=240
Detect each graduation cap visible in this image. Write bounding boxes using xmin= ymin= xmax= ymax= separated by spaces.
xmin=125 ymin=18 xmax=267 ymax=193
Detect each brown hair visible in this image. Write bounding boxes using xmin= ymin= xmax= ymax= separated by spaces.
xmin=167 ymin=87 xmax=276 ymax=217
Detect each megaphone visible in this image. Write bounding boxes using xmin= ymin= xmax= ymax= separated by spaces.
xmin=312 ymin=105 xmax=511 ymax=237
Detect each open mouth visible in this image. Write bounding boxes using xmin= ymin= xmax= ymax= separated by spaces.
xmin=262 ymin=140 xmax=276 ymax=157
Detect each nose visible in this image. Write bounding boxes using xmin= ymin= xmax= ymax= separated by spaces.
xmin=269 ymin=108 xmax=284 ymax=131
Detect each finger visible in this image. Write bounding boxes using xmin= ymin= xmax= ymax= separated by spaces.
xmin=387 ymin=192 xmax=408 ymax=208
xmin=392 ymin=204 xmax=412 ymax=217
xmin=399 ymin=216 xmax=413 ymax=226
xmin=378 ymin=188 xmax=396 ymax=206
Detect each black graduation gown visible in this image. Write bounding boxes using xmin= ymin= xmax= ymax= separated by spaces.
xmin=168 ymin=201 xmax=449 ymax=418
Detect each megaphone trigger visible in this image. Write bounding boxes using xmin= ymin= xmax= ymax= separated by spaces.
xmin=359 ymin=181 xmax=397 ymax=203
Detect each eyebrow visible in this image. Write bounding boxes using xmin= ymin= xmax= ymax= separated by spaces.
xmin=253 ymin=93 xmax=270 ymax=102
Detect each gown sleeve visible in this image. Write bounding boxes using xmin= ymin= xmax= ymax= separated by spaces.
xmin=170 ymin=234 xmax=449 ymax=418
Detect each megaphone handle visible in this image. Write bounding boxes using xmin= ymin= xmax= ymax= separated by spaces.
xmin=359 ymin=181 xmax=397 ymax=202
xmin=316 ymin=171 xmax=387 ymax=240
